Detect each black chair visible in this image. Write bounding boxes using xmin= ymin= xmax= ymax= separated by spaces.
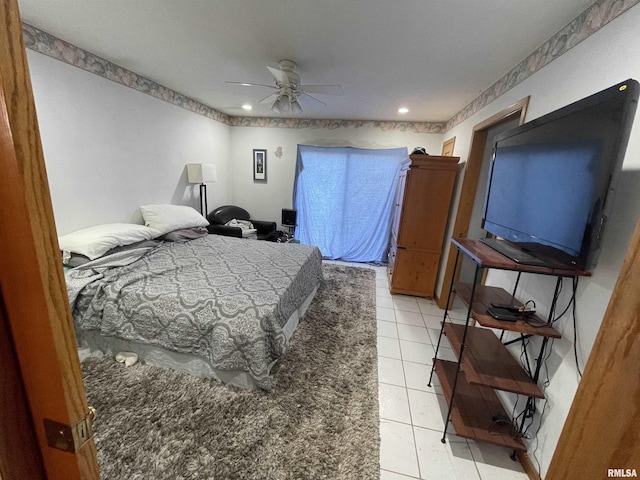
xmin=206 ymin=205 xmax=276 ymax=240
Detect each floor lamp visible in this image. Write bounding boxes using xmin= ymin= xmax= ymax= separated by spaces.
xmin=187 ymin=163 xmax=218 ymax=215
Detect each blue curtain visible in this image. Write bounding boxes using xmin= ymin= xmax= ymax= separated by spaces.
xmin=293 ymin=145 xmax=408 ymax=262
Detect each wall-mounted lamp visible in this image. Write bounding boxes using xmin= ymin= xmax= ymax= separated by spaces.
xmin=186 ymin=163 xmax=217 ymax=215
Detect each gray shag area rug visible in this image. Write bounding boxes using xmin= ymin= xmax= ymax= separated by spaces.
xmin=81 ymin=264 xmax=379 ymax=480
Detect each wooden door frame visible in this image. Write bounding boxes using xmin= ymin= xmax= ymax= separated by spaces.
xmin=435 ymin=97 xmax=530 ymax=309
xmin=0 ymin=297 xmax=45 ymax=478
xmin=0 ymin=1 xmax=100 ymax=478
xmin=441 ymin=136 xmax=456 ymax=156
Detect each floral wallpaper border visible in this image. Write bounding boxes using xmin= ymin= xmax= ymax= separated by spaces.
xmin=22 ymin=23 xmax=232 ymax=126
xmin=21 ymin=23 xmax=443 ymax=134
xmin=227 ymin=116 xmax=445 ymax=133
xmin=446 ymin=0 xmax=640 ymax=130
xmin=22 ymin=0 xmax=639 ymax=134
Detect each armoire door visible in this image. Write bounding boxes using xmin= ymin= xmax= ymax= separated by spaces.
xmin=396 ymin=163 xmax=457 ymax=252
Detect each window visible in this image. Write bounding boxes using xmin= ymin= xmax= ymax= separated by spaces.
xmin=293 ymin=145 xmax=408 ymax=262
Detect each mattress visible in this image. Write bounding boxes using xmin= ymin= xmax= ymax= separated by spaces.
xmin=67 ymin=235 xmax=323 ymax=390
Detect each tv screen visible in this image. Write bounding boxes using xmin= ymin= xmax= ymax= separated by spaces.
xmin=482 ymin=79 xmax=639 ymax=271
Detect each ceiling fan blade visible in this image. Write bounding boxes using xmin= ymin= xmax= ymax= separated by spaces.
xmin=266 ymin=66 xmax=290 ymax=84
xmin=301 ymin=84 xmax=344 ymax=96
xmin=300 ymin=93 xmax=327 ymax=106
xmin=226 ymin=81 xmax=276 ymax=89
xmin=258 ymin=92 xmax=279 ymax=104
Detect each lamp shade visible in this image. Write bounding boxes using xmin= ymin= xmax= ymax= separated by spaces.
xmin=187 ymin=163 xmax=218 ymax=184
xmin=271 ymin=98 xmax=282 ymax=114
xmin=291 ymin=99 xmax=303 ymax=114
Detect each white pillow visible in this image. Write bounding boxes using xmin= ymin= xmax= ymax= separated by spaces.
xmin=58 ymin=223 xmax=157 ymax=260
xmin=140 ymin=204 xmax=209 ymax=236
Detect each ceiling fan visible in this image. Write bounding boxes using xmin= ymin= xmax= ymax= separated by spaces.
xmin=228 ymin=59 xmax=343 ymax=114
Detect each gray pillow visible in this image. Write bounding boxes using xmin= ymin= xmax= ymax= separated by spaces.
xmin=162 ymin=227 xmax=208 ymax=242
xmin=62 ymin=239 xmax=162 ymax=267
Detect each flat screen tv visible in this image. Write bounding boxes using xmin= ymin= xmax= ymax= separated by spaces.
xmin=481 ymin=79 xmax=639 ymax=271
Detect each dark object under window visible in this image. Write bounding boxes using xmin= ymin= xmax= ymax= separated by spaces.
xmin=206 ymin=205 xmax=276 ymax=240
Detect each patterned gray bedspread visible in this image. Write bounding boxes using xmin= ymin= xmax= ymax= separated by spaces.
xmin=66 ymin=235 xmax=323 ymax=390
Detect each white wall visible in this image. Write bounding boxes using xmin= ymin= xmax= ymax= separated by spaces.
xmin=28 ymin=48 xmax=446 ymax=237
xmin=229 ymin=126 xmax=443 ymax=226
xmin=27 ymin=51 xmax=232 ymax=235
xmin=440 ymin=7 xmax=640 ymax=477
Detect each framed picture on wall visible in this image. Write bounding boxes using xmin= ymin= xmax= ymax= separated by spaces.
xmin=253 ymin=149 xmax=267 ymax=182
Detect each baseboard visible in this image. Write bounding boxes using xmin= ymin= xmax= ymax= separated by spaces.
xmin=517 ymin=451 xmax=542 ymax=480
xmin=434 ymin=291 xmax=449 ymax=310
xmin=434 ymin=291 xmax=442 ymax=307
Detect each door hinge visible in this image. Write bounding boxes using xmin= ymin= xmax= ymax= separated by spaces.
xmin=44 ymin=407 xmax=96 ymax=453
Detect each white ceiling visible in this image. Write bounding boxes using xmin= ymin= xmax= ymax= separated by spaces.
xmin=18 ymin=0 xmax=596 ymax=122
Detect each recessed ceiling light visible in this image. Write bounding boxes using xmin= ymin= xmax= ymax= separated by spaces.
xmin=242 ymin=104 xmax=252 ymax=110
xmin=398 ymin=107 xmax=409 ymax=114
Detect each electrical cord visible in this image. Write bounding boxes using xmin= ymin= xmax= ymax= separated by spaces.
xmin=519 ymin=335 xmax=532 ymax=377
xmin=550 ymin=277 xmax=576 ymax=325
xmin=511 ymin=393 xmax=521 ymax=424
xmin=527 ymin=337 xmax=555 ymax=473
xmin=530 ymin=397 xmax=549 ymax=475
xmin=502 ymin=273 xmax=581 ymax=464
xmin=572 ymin=277 xmax=583 ymax=377
xmin=522 ymin=316 xmax=550 ymax=328
xmin=543 ymin=339 xmax=554 ymax=388
xmin=523 ymin=279 xmax=579 ymax=471
xmin=515 ymin=277 xmax=571 ymax=328
xmin=518 ymin=276 xmax=573 ymax=329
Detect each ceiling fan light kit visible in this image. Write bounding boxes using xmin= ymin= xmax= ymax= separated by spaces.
xmin=271 ymin=92 xmax=303 ymax=114
xmin=229 ymin=59 xmax=343 ymax=114
xmin=291 ymin=100 xmax=303 ymax=114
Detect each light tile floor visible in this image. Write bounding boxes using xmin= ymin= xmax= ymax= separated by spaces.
xmin=325 ymin=260 xmax=529 ymax=480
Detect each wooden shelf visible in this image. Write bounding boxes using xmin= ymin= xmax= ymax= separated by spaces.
xmin=444 ymin=323 xmax=544 ymax=398
xmin=453 ymin=282 xmax=561 ymax=338
xmin=435 ymin=359 xmax=526 ymax=452
xmin=432 ymin=237 xmax=585 ymax=452
xmin=451 ymin=238 xmax=591 ymax=277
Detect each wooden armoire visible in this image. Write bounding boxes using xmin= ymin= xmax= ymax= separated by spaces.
xmin=388 ymin=154 xmax=460 ymax=298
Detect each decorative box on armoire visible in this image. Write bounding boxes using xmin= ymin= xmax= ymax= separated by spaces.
xmin=388 ymin=154 xmax=459 ymax=298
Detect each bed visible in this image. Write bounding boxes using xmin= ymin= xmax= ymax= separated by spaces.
xmin=63 ymin=207 xmax=323 ymax=390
